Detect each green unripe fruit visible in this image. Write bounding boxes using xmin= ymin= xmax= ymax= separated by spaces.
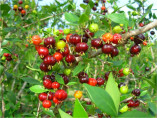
xmin=119 ymin=105 xmax=128 ymax=113
xmin=64 ymin=69 xmax=71 ymax=76
xmin=53 ymin=29 xmax=59 ymax=35
xmin=2 ymin=40 xmax=9 ymax=46
xmin=0 ymin=65 xmax=4 ymax=76
xmin=89 ymin=23 xmax=99 ymax=32
xmin=113 ymin=26 xmax=122 ymax=33
xmin=120 ymin=85 xmax=128 ymax=94
xmin=56 ymin=40 xmax=66 ymax=50
xmin=132 ymin=11 xmax=139 ymax=16
xmin=63 ymin=29 xmax=70 ymax=35
xmin=1 ymin=56 xmax=6 ymax=61
xmin=123 ymin=68 xmax=130 ymax=75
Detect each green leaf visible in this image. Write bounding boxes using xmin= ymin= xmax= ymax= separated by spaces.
xmin=127 ymin=5 xmax=136 ymax=11
xmin=59 ymin=109 xmax=73 ymax=118
xmin=118 ymin=110 xmax=153 ymax=117
xmin=106 ymin=73 xmax=120 ymax=113
xmin=29 ymin=85 xmax=49 ymax=93
xmin=143 ymin=78 xmax=157 ymax=89
xmin=107 ymin=12 xmax=128 ymax=26
xmin=80 ymin=4 xmax=87 ymax=9
xmin=148 ymin=102 xmax=157 ymax=115
xmin=67 ymin=82 xmax=77 ymax=86
xmin=72 ymin=63 xmax=85 ymax=76
xmin=79 ymin=14 xmax=89 ymax=23
xmin=94 ymin=30 xmax=104 ymax=38
xmin=85 ymin=5 xmax=91 ymax=16
xmin=43 ymin=109 xmax=55 ymax=117
xmin=0 ymin=4 xmax=10 ymax=16
xmin=140 ymin=90 xmax=148 ymax=96
xmin=65 ymin=12 xmax=79 ymax=23
xmin=7 ymin=91 xmax=16 ymax=104
xmin=55 ymin=74 xmax=65 ymax=84
xmin=73 ymin=98 xmax=88 ymax=118
xmin=83 ymin=84 xmax=117 ymax=116
xmin=21 ymin=77 xmax=41 ymax=85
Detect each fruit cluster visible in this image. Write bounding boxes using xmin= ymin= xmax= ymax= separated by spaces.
xmin=2 ymin=53 xmax=18 ymax=61
xmin=13 ymin=0 xmax=29 ymax=16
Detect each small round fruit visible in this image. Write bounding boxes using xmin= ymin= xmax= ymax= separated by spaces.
xmin=102 ymin=44 xmax=114 ymax=54
xmin=63 ymin=29 xmax=70 ymax=35
xmin=69 ymin=34 xmax=81 ymax=45
xmin=65 ymin=55 xmax=75 ymax=63
xmin=64 ymin=69 xmax=71 ymax=76
xmin=18 ymin=6 xmax=23 ymax=11
xmin=111 ymin=46 xmax=119 ymax=57
xmin=113 ymin=33 xmax=122 ymax=44
xmin=143 ymin=41 xmax=147 ymax=46
xmin=139 ymin=23 xmax=144 ymax=27
xmin=53 ymin=96 xmax=61 ymax=104
xmin=119 ymin=69 xmax=124 ymax=77
xmin=104 ymin=72 xmax=110 ymax=81
xmin=145 ymin=67 xmax=150 ymax=71
xmin=132 ymin=89 xmax=140 ymax=96
xmin=55 ymin=90 xmax=67 ymax=101
xmin=21 ymin=10 xmax=26 ymax=14
xmin=119 ymin=105 xmax=128 ymax=113
xmin=74 ymin=90 xmax=83 ymax=99
xmin=113 ymin=26 xmax=122 ymax=33
xmin=60 ymin=74 xmax=69 ymax=84
xmin=130 ymin=44 xmax=141 ymax=55
xmin=134 ymin=100 xmax=140 ymax=107
xmin=44 ymin=37 xmax=56 ymax=48
xmin=66 ymin=111 xmax=72 ymax=116
xmin=52 ymin=82 xmax=60 ymax=89
xmin=120 ymin=85 xmax=128 ymax=94
xmin=84 ymin=29 xmax=94 ymax=38
xmin=38 ymin=47 xmax=49 ymax=59
xmin=102 ymin=33 xmax=113 ymax=43
xmin=56 ymin=40 xmax=66 ymax=50
xmin=75 ymin=42 xmax=88 ymax=53
xmin=32 ymin=35 xmax=41 ymax=45
xmin=18 ymin=0 xmax=23 ymax=4
xmin=43 ymin=55 xmax=56 ymax=66
xmin=150 ymin=31 xmax=155 ymax=35
xmin=48 ymin=92 xmax=54 ymax=100
xmin=91 ymin=38 xmax=103 ymax=49
xmin=86 ymin=101 xmax=92 ymax=105
xmin=13 ymin=5 xmax=18 ymax=9
xmin=79 ymin=76 xmax=89 ymax=83
xmin=42 ymin=100 xmax=52 ymax=108
xmin=92 ymin=6 xmax=97 ymax=11
xmin=132 ymin=11 xmax=139 ymax=16
xmin=134 ymin=34 xmax=145 ymax=44
xmin=25 ymin=5 xmax=29 ymax=9
xmin=53 ymin=52 xmax=63 ymax=62
xmin=118 ymin=82 xmax=126 ymax=88
xmin=98 ymin=114 xmax=103 ymax=118
xmin=130 ymin=37 xmax=134 ymax=41
xmin=88 ymin=78 xmax=97 ymax=86
xmin=96 ymin=77 xmax=105 ymax=86
xmin=38 ymin=93 xmax=47 ymax=101
xmin=66 ymin=34 xmax=72 ymax=42
xmin=40 ymin=63 xmax=49 ymax=72
xmin=127 ymin=100 xmax=135 ymax=107
xmin=43 ymin=79 xmax=52 ymax=89
xmin=89 ymin=23 xmax=99 ymax=32
xmin=101 ymin=6 xmax=106 ymax=10
xmin=123 ymin=68 xmax=130 ymax=76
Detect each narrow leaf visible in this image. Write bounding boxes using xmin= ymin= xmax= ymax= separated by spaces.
xmin=21 ymin=77 xmax=41 ymax=85
xmin=72 ymin=63 xmax=85 ymax=76
xmin=30 ymin=85 xmax=49 ymax=93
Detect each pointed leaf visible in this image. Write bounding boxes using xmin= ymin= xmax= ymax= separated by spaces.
xmin=55 ymin=74 xmax=65 ymax=84
xmin=65 ymin=12 xmax=79 ymax=23
xmin=72 ymin=63 xmax=85 ymax=76
xmin=29 ymin=85 xmax=49 ymax=93
xmin=59 ymin=109 xmax=73 ymax=118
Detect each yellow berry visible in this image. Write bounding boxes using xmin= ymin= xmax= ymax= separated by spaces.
xmin=13 ymin=5 xmax=18 ymax=9
xmin=25 ymin=5 xmax=29 ymax=9
xmin=74 ymin=91 xmax=82 ymax=99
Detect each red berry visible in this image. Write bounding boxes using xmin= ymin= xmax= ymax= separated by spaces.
xmin=143 ymin=41 xmax=147 ymax=46
xmin=42 ymin=100 xmax=52 ymax=108
xmin=111 ymin=46 xmax=119 ymax=57
xmin=52 ymin=82 xmax=60 ymax=89
xmin=48 ymin=92 xmax=54 ymax=100
xmin=134 ymin=34 xmax=145 ymax=45
xmin=78 ymin=72 xmax=88 ymax=79
xmin=40 ymin=62 xmax=49 ymax=72
xmin=102 ymin=44 xmax=114 ymax=54
xmin=104 ymin=72 xmax=110 ymax=81
xmin=82 ymin=35 xmax=88 ymax=43
xmin=32 ymin=35 xmax=41 ymax=45
xmin=65 ymin=55 xmax=75 ymax=63
xmin=3 ymin=53 xmax=11 ymax=57
xmin=92 ymin=6 xmax=97 ymax=11
xmin=84 ymin=29 xmax=94 ymax=38
xmin=134 ymin=100 xmax=140 ymax=107
xmin=18 ymin=6 xmax=23 ymax=11
xmin=86 ymin=101 xmax=92 ymax=105
xmin=96 ymin=77 xmax=105 ymax=86
xmin=38 ymin=93 xmax=47 ymax=101
xmin=118 ymin=69 xmax=124 ymax=77
xmin=91 ymin=38 xmax=103 ymax=49
xmin=66 ymin=34 xmax=72 ymax=42
xmin=55 ymin=90 xmax=67 ymax=101
xmin=53 ymin=96 xmax=61 ymax=104
xmin=113 ymin=33 xmax=122 ymax=44
xmin=43 ymin=55 xmax=56 ymax=66
xmin=69 ymin=34 xmax=81 ymax=45
xmin=127 ymin=100 xmax=135 ymax=107
xmin=60 ymin=47 xmax=70 ymax=57
xmin=130 ymin=45 xmax=141 ymax=55
xmin=43 ymin=79 xmax=52 ymax=89
xmin=98 ymin=114 xmax=103 ymax=118
xmin=139 ymin=23 xmax=144 ymax=27
xmin=79 ymin=76 xmax=89 ymax=83
xmin=88 ymin=78 xmax=97 ymax=86
xmin=101 ymin=6 xmax=106 ymax=10
xmin=53 ymin=52 xmax=63 ymax=62
xmin=21 ymin=10 xmax=26 ymax=14
xmin=66 ymin=111 xmax=72 ymax=116
xmin=132 ymin=89 xmax=141 ymax=96
xmin=60 ymin=74 xmax=69 ymax=84
xmin=38 ymin=47 xmax=49 ymax=59
xmin=44 ymin=37 xmax=56 ymax=48
xmin=18 ymin=0 xmax=23 ymax=4
xmin=75 ymin=42 xmax=88 ymax=53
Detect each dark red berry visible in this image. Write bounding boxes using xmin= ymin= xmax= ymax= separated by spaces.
xmin=51 ymin=74 xmax=56 ymax=82
xmin=18 ymin=0 xmax=23 ymax=4
xmin=127 ymin=99 xmax=135 ymax=107
xmin=130 ymin=45 xmax=141 ymax=55
xmin=65 ymin=55 xmax=75 ymax=63
xmin=42 ymin=100 xmax=52 ymax=108
xmin=48 ymin=92 xmax=54 ymax=100
xmin=38 ymin=93 xmax=47 ymax=101
xmin=150 ymin=31 xmax=155 ymax=35
xmin=91 ymin=38 xmax=103 ymax=49
xmin=60 ymin=74 xmax=69 ymax=84
xmin=96 ymin=77 xmax=105 ymax=86
xmin=43 ymin=79 xmax=52 ymax=89
xmin=78 ymin=72 xmax=88 ymax=79
xmin=79 ymin=76 xmax=89 ymax=83
xmin=75 ymin=42 xmax=88 ymax=53
xmin=38 ymin=47 xmax=49 ymax=59
xmin=44 ymin=37 xmax=56 ymax=48
xmin=84 ymin=29 xmax=94 ymax=38
xmin=92 ymin=6 xmax=97 ymax=11
xmin=43 ymin=55 xmax=56 ymax=66
xmin=102 ymin=44 xmax=114 ymax=54
xmin=55 ymin=90 xmax=67 ymax=101
xmin=82 ymin=35 xmax=88 ymax=43
xmin=86 ymin=101 xmax=92 ymax=105
xmin=61 ymin=47 xmax=70 ymax=57
xmin=43 ymin=75 xmax=51 ymax=81
xmin=83 ymin=0 xmax=89 ymax=3
xmin=66 ymin=111 xmax=72 ymax=116
xmin=40 ymin=62 xmax=49 ymax=72
xmin=113 ymin=33 xmax=122 ymax=44
xmin=145 ymin=67 xmax=150 ymax=71
xmin=132 ymin=89 xmax=140 ymax=96
xmin=69 ymin=34 xmax=81 ymax=45
xmin=111 ymin=46 xmax=119 ymax=57
xmin=134 ymin=100 xmax=140 ymax=107
xmin=104 ymin=72 xmax=110 ymax=81
xmin=98 ymin=114 xmax=103 ymax=118
xmin=18 ymin=7 xmax=23 ymax=11
xmin=134 ymin=34 xmax=145 ymax=44
xmin=52 ymin=82 xmax=60 ymax=89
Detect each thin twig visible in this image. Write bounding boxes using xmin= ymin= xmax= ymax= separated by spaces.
xmin=1 ymin=75 xmax=5 ymax=118
xmin=36 ymin=100 xmax=41 ymax=118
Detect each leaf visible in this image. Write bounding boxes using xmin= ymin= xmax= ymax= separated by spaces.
xmin=148 ymin=102 xmax=157 ymax=115
xmin=83 ymin=84 xmax=117 ymax=116
xmin=0 ymin=4 xmax=10 ymax=16
xmin=127 ymin=5 xmax=136 ymax=11
xmin=73 ymin=98 xmax=88 ymax=118
xmin=80 ymin=4 xmax=87 ymax=9
xmin=107 ymin=12 xmax=128 ymax=26
xmin=143 ymin=78 xmax=157 ymax=89
xmin=55 ymin=74 xmax=65 ymax=84
xmin=59 ymin=109 xmax=73 ymax=118
xmin=140 ymin=90 xmax=148 ymax=96
xmin=94 ymin=30 xmax=104 ymax=38
xmin=7 ymin=91 xmax=16 ymax=104
xmin=65 ymin=12 xmax=79 ymax=23
xmin=79 ymin=14 xmax=89 ymax=23
xmin=21 ymin=77 xmax=41 ymax=85
xmin=85 ymin=5 xmax=91 ymax=16
xmin=106 ymin=73 xmax=120 ymax=113
xmin=72 ymin=63 xmax=85 ymax=76
xmin=43 ymin=109 xmax=55 ymax=117
xmin=29 ymin=85 xmax=49 ymax=93
xmin=118 ymin=110 xmax=153 ymax=117
xmin=67 ymin=82 xmax=77 ymax=86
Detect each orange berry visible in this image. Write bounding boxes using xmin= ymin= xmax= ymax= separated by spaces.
xmin=130 ymin=37 xmax=134 ymax=41
xmin=143 ymin=41 xmax=147 ymax=46
xmin=102 ymin=33 xmax=113 ymax=43
xmin=101 ymin=6 xmax=106 ymax=10
xmin=13 ymin=5 xmax=18 ymax=9
xmin=74 ymin=90 xmax=82 ymax=99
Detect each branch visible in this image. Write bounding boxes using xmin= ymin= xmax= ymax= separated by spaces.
xmin=1 ymin=75 xmax=5 ymax=118
xmin=36 ymin=100 xmax=40 ymax=118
